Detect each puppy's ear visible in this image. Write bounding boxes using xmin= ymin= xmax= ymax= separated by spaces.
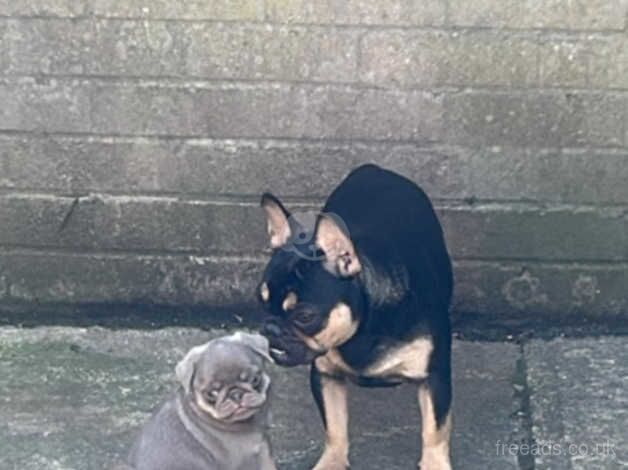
xmin=315 ymin=213 xmax=361 ymax=277
xmin=261 ymin=193 xmax=291 ymax=248
xmin=227 ymin=331 xmax=273 ymax=364
xmin=175 ymin=343 xmax=209 ymax=394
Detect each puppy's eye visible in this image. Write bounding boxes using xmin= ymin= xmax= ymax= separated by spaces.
xmin=251 ymin=373 xmax=262 ymax=390
xmin=205 ymin=390 xmax=219 ymax=404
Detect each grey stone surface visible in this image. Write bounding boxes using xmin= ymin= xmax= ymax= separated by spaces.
xmin=183 ymin=24 xmax=357 ymax=83
xmin=1 ymin=194 xmax=627 ymax=263
xmin=264 ymin=0 xmax=447 ymax=26
xmin=447 ymin=0 xmax=627 ymax=30
xmin=538 ymin=38 xmax=590 ymax=88
xmin=453 ymin=260 xmax=628 ymax=317
xmin=0 ymin=0 xmax=86 ymax=17
xmin=0 ymin=251 xmax=264 ymax=305
xmin=446 ymin=91 xmax=626 ymax=148
xmin=2 ymin=251 xmax=628 ymax=317
xmin=0 ymin=194 xmax=269 ymax=254
xmin=360 ymin=30 xmax=539 ymax=88
xmin=0 ymin=326 xmax=520 ymax=469
xmin=1 ymin=0 xmax=628 ymax=319
xmin=525 ymin=337 xmax=628 ymax=469
xmin=4 ymin=18 xmax=92 ymax=76
xmin=5 ymin=136 xmax=628 ymax=205
xmin=3 ymin=19 xmax=358 ymax=82
xmin=440 ymin=204 xmax=628 ymax=262
xmin=89 ymin=0 xmax=263 ymax=20
xmin=87 ymin=81 xmax=444 ymax=140
xmin=0 ymin=78 xmax=92 ymax=133
xmin=0 ymin=136 xmax=472 ymax=200
xmin=589 ymin=35 xmax=628 ymax=89
xmin=469 ymin=147 xmax=628 ymax=205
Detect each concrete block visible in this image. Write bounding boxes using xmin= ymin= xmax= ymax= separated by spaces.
xmin=0 ymin=78 xmax=92 ymax=133
xmin=88 ymin=82 xmax=444 ymax=140
xmin=539 ymin=37 xmax=590 ymax=87
xmin=471 ymin=147 xmax=628 ymax=205
xmin=5 ymin=18 xmax=91 ymax=75
xmin=448 ymin=0 xmax=627 ymax=30
xmin=2 ymin=194 xmax=627 ymax=263
xmin=265 ymin=0 xmax=447 ymax=26
xmin=303 ymin=87 xmax=444 ymax=141
xmin=0 ymin=251 xmax=264 ymax=305
xmin=0 ymin=21 xmax=9 ymax=73
xmin=6 ymin=20 xmax=357 ymax=82
xmin=454 ymin=260 xmax=628 ymax=316
xmin=89 ymin=19 xmax=189 ymax=77
xmin=2 ymin=251 xmax=628 ymax=316
xmin=445 ymin=91 xmax=625 ymax=147
xmin=88 ymin=82 xmax=306 ymax=137
xmin=0 ymin=135 xmax=166 ymax=193
xmin=0 ymin=0 xmax=86 ymax=16
xmin=360 ymin=30 xmax=539 ymax=87
xmin=440 ymin=204 xmax=628 ymax=262
xmin=589 ymin=35 xmax=628 ymax=89
xmin=526 ymin=338 xmax=628 ymax=469
xmin=0 ymin=194 xmax=268 ymax=254
xmin=0 ymin=136 xmax=473 ymax=199
xmin=89 ymin=0 xmax=263 ymax=21
xmin=185 ymin=23 xmax=358 ymax=82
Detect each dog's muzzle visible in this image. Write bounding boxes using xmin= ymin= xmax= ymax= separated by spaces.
xmin=261 ymin=317 xmax=320 ymax=367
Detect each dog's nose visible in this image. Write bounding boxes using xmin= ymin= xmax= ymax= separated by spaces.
xmin=263 ymin=322 xmax=282 ymax=337
xmin=230 ymin=389 xmax=244 ymax=402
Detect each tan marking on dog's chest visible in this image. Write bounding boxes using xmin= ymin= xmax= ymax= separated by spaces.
xmin=365 ymin=337 xmax=433 ymax=380
xmin=315 ymin=337 xmax=433 ymax=381
xmin=315 ymin=348 xmax=357 ymax=376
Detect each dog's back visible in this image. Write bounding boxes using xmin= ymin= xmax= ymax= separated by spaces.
xmin=325 ymin=164 xmax=453 ymax=319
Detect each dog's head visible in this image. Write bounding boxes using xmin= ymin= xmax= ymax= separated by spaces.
xmin=176 ymin=332 xmax=273 ymax=424
xmin=258 ymin=193 xmax=365 ymax=366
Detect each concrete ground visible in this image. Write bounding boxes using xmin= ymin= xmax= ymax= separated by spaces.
xmin=0 ymin=325 xmax=625 ymax=470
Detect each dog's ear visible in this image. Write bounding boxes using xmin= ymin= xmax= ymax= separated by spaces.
xmin=315 ymin=213 xmax=361 ymax=277
xmin=227 ymin=331 xmax=273 ymax=364
xmin=261 ymin=193 xmax=291 ymax=248
xmin=175 ymin=343 xmax=209 ymax=394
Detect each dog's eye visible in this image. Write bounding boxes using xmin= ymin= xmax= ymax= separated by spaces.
xmin=282 ymin=292 xmax=298 ymax=311
xmin=258 ymin=282 xmax=270 ymax=303
xmin=251 ymin=373 xmax=262 ymax=390
xmin=205 ymin=390 xmax=219 ymax=404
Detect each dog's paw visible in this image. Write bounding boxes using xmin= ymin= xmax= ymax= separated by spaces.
xmin=418 ymin=445 xmax=452 ymax=470
xmin=311 ymin=463 xmax=348 ymax=470
xmin=311 ymin=448 xmax=349 ymax=470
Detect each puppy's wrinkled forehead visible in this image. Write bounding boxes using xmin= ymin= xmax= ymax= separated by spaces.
xmin=195 ymin=342 xmax=261 ymax=384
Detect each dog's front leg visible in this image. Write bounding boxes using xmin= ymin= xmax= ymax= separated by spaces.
xmin=310 ymin=365 xmax=350 ymax=470
xmin=417 ymin=372 xmax=453 ymax=470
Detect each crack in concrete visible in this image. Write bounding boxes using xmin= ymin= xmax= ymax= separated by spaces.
xmin=511 ymin=342 xmax=536 ymax=470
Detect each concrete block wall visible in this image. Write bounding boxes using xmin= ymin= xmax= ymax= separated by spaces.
xmin=1 ymin=0 xmax=627 ymax=318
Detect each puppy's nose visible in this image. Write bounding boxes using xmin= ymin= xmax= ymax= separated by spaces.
xmin=230 ymin=389 xmax=244 ymax=402
xmin=263 ymin=322 xmax=282 ymax=337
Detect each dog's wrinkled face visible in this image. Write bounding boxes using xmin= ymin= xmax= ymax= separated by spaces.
xmin=259 ymin=194 xmax=364 ymax=367
xmin=176 ymin=333 xmax=272 ymax=424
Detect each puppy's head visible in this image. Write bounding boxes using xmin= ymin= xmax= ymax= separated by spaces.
xmin=259 ymin=194 xmax=364 ymax=366
xmin=176 ymin=333 xmax=272 ymax=424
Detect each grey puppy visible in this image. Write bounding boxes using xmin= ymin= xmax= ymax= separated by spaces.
xmin=126 ymin=332 xmax=277 ymax=470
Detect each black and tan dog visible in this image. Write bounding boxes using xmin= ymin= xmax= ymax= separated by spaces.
xmin=258 ymin=164 xmax=453 ymax=470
